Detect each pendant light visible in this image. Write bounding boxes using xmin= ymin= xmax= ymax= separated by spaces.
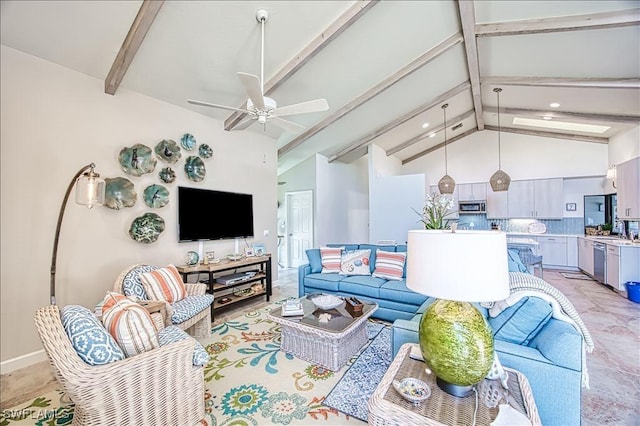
xmin=438 ymin=103 xmax=455 ymax=194
xmin=489 ymin=88 xmax=511 ymax=192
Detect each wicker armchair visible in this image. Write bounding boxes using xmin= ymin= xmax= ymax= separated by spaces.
xmin=34 ymin=305 xmax=205 ymax=425
xmin=113 ymin=264 xmax=212 ymax=339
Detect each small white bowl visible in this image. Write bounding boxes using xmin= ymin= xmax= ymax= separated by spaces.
xmin=393 ymin=378 xmax=431 ymax=405
xmin=311 ymin=294 xmax=343 ymax=310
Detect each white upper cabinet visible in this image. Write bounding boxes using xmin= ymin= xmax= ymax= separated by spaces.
xmin=457 ymin=183 xmax=487 ymax=201
xmin=486 ymin=184 xmax=509 ymax=219
xmin=507 ymin=180 xmax=535 ymax=218
xmin=617 ymin=157 xmax=640 ymax=220
xmin=507 ymin=178 xmax=564 ymax=219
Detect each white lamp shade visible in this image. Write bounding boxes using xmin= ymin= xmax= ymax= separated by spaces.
xmin=406 ymin=230 xmax=509 ymax=302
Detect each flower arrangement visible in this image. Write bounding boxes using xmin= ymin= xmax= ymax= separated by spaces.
xmin=415 ymin=193 xmax=456 ymax=229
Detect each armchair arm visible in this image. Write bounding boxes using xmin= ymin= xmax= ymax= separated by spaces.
xmin=298 ymin=264 xmax=312 ymax=297
xmin=391 ymin=319 xmax=419 ymax=358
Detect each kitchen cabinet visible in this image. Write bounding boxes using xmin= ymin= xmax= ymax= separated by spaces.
xmin=566 ymin=236 xmax=578 ymax=268
xmin=486 ymin=185 xmax=509 ymax=219
xmin=578 ymin=237 xmax=594 ymax=276
xmin=457 ymin=183 xmax=487 ymax=201
xmin=606 ymin=245 xmax=620 ymax=289
xmin=617 ymin=156 xmax=640 ymax=220
xmin=537 ymin=236 xmax=568 ymax=267
xmin=507 ymin=179 xmax=564 ymax=219
xmin=605 ymin=243 xmax=640 ymax=292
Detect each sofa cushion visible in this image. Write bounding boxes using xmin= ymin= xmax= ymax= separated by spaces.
xmin=140 ymin=265 xmax=187 ymax=303
xmin=158 ymin=325 xmax=210 ymax=366
xmin=372 ymin=250 xmax=406 ymax=281
xmin=171 ymin=294 xmax=214 ymax=324
xmin=358 ymin=244 xmax=396 ymax=273
xmin=101 ymin=292 xmax=160 ymax=357
xmin=489 ymin=297 xmax=553 ymax=345
xmin=302 ymin=273 xmax=342 ymax=293
xmin=339 ymin=249 xmax=371 ymax=276
xmin=379 ymin=280 xmax=429 ymax=305
xmin=339 ymin=275 xmax=386 ymax=299
xmin=305 ymin=248 xmax=323 ymax=273
xmin=61 ymin=305 xmax=125 ymax=366
xmin=320 ymin=246 xmax=343 ymax=273
xmin=122 ymin=265 xmax=158 ymax=300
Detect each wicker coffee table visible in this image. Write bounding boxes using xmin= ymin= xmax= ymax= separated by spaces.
xmin=268 ymin=296 xmax=377 ymax=371
xmin=368 ymin=343 xmax=541 ymax=426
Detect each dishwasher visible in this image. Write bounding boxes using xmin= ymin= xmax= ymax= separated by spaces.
xmin=593 ymin=242 xmax=606 ymax=284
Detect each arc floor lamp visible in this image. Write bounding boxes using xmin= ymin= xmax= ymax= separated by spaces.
xmin=50 ymin=163 xmax=105 ymax=305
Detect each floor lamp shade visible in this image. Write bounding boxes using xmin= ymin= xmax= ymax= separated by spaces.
xmin=406 ymin=230 xmax=510 ymax=396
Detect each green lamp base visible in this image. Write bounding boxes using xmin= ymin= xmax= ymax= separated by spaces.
xmin=419 ymin=299 xmax=494 ymax=397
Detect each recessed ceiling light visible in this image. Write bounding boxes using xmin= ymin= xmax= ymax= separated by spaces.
xmin=429 ymin=133 xmax=436 ymax=138
xmin=513 ymin=117 xmax=610 ymax=134
xmin=543 ymin=115 xmax=552 ymax=120
xmin=422 ymin=122 xmax=430 ymax=129
xmin=550 ymin=102 xmax=560 ymax=108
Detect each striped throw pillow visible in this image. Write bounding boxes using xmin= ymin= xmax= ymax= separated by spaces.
xmin=320 ymin=247 xmax=344 ymax=273
xmin=102 ymin=292 xmax=159 ymax=357
xmin=139 ymin=265 xmax=187 ymax=303
xmin=372 ymin=249 xmax=406 ymax=281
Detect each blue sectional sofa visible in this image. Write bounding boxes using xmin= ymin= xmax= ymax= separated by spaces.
xmin=298 ymin=243 xmax=428 ymax=322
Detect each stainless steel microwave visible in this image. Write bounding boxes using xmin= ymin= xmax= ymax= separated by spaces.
xmin=458 ymin=201 xmax=486 ymax=214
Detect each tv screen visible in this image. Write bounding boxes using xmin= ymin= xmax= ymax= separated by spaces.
xmin=178 ymin=187 xmax=254 ymax=242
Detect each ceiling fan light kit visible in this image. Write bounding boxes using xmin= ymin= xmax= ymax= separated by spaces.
xmin=438 ymin=103 xmax=455 ymax=195
xmin=489 ymin=88 xmax=511 ymax=192
xmin=187 ymin=9 xmax=328 ymax=133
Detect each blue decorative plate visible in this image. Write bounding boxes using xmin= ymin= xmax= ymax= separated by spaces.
xmin=180 ymin=133 xmax=197 ymax=151
xmin=184 ymin=156 xmax=206 ymax=182
xmin=129 ymin=213 xmax=165 ymax=244
xmin=199 ymin=144 xmax=213 ymax=159
xmin=185 ymin=251 xmax=199 ymax=266
xmin=104 ymin=177 xmax=137 ymax=210
xmin=159 ymin=167 xmax=176 ymax=184
xmin=118 ymin=143 xmax=157 ymax=177
xmin=154 ymin=139 xmax=182 ymax=164
xmin=143 ymin=184 xmax=170 ymax=208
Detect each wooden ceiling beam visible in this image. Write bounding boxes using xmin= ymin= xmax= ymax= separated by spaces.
xmin=483 ymin=106 xmax=640 ymax=124
xmin=279 ymin=32 xmax=464 ymax=157
xmin=476 ymin=8 xmax=640 ymax=37
xmin=104 ymin=0 xmax=164 ymax=95
xmin=328 ymin=81 xmax=471 ymax=163
xmin=387 ymin=110 xmax=476 ymax=156
xmin=457 ymin=1 xmax=484 ymax=130
xmin=481 ymin=76 xmax=640 ymax=89
xmin=402 ymin=128 xmax=477 ymax=165
xmin=484 ymin=125 xmax=608 ymax=144
xmin=223 ymin=0 xmax=379 ymax=131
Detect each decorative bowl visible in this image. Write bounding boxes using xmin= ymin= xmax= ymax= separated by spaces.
xmin=311 ymin=294 xmax=343 ymax=310
xmin=392 ymin=378 xmax=431 ymax=405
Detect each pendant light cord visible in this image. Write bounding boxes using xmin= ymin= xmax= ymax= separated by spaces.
xmin=442 ymin=103 xmax=448 ymax=174
xmin=495 ymin=88 xmax=502 ymax=169
xmin=260 ymin=16 xmax=265 ymax=95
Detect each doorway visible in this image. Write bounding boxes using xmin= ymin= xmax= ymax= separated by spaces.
xmin=285 ymin=191 xmax=314 ymax=268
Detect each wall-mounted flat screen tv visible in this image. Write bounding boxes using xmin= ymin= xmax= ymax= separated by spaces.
xmin=178 ymin=186 xmax=254 ymax=242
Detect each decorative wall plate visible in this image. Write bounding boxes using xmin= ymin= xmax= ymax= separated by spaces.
xmin=159 ymin=167 xmax=176 ymax=184
xmin=104 ymin=177 xmax=137 ymax=210
xmin=185 ymin=251 xmax=199 ymax=266
xmin=199 ymin=144 xmax=213 ymax=159
xmin=154 ymin=139 xmax=182 ymax=164
xmin=143 ymin=184 xmax=170 ymax=208
xmin=180 ymin=133 xmax=197 ymax=151
xmin=129 ymin=212 xmax=165 ymax=244
xmin=184 ymin=156 xmax=206 ymax=182
xmin=118 ymin=143 xmax=157 ymax=176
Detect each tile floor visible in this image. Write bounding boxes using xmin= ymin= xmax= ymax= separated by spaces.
xmin=1 ymin=267 xmax=638 ymax=425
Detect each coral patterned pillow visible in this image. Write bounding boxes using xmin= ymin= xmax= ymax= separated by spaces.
xmin=340 ymin=249 xmax=371 ymax=276
xmin=101 ymin=292 xmax=159 ymax=357
xmin=320 ymin=247 xmax=344 ymax=273
xmin=372 ymin=250 xmax=407 ymax=281
xmin=139 ymin=265 xmax=186 ymax=303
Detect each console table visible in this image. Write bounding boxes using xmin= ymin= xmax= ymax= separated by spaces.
xmin=176 ymin=255 xmax=272 ymax=318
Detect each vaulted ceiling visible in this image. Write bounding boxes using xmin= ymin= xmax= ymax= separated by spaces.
xmin=2 ymin=1 xmax=639 ymax=175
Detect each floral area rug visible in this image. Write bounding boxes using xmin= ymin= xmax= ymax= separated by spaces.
xmin=1 ymin=301 xmax=389 ymax=426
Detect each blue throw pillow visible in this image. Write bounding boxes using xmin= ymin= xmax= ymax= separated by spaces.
xmin=158 ymin=326 xmax=210 ymax=366
xmin=305 ymin=248 xmax=322 ymax=273
xmin=489 ymin=297 xmax=553 ymax=345
xmin=61 ymin=305 xmax=125 ymax=365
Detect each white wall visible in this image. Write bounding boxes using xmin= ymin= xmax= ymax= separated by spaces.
xmin=563 ymin=177 xmax=611 ymax=219
xmin=608 ymin=126 xmax=640 ymax=165
xmin=0 ymin=46 xmax=278 ymax=370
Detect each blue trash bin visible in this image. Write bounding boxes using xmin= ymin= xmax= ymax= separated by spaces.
xmin=625 ymin=282 xmax=640 ymax=303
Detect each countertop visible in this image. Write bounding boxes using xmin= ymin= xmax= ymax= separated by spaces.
xmin=506 ymin=232 xmax=640 ymax=248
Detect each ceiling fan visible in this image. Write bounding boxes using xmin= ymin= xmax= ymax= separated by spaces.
xmin=187 ymin=9 xmax=329 ymax=133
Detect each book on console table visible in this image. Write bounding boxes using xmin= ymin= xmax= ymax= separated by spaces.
xmin=282 ymin=300 xmax=304 ymax=317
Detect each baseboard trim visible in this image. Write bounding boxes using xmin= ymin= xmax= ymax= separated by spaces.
xmin=0 ymin=350 xmax=47 ymax=375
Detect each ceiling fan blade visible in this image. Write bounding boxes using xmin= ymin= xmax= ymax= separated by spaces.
xmin=187 ymin=99 xmax=250 ymax=113
xmin=234 ymin=116 xmax=256 ymax=130
xmin=273 ymin=99 xmax=329 ymax=117
xmin=270 ymin=117 xmax=306 ymax=133
xmin=237 ymin=72 xmax=265 ymax=110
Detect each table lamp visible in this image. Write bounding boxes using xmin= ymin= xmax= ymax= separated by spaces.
xmin=406 ymin=229 xmax=509 ymax=397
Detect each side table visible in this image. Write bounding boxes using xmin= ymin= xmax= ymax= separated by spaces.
xmin=367 ymin=343 xmax=541 ymax=426
xmin=138 ymin=300 xmax=169 ymax=328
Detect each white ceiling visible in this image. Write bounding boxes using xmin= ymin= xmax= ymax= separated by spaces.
xmin=2 ymin=1 xmax=639 ymax=175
